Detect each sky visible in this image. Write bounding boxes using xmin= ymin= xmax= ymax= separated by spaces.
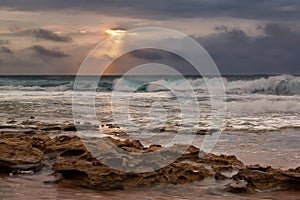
xmin=0 ymin=0 xmax=300 ymax=75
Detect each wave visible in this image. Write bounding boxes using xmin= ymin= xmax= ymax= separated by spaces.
xmin=113 ymin=75 xmax=300 ymax=95
xmin=225 ymin=75 xmax=300 ymax=95
xmin=0 ymin=75 xmax=299 ymax=95
xmin=146 ymin=75 xmax=300 ymax=95
xmin=0 ymin=81 xmax=112 ymax=92
xmin=0 ymin=84 xmax=73 ymax=92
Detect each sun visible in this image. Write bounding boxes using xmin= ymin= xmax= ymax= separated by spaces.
xmin=105 ymin=29 xmax=126 ymax=37
xmin=94 ymin=29 xmax=127 ymax=60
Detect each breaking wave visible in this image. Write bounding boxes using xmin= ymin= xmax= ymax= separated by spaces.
xmin=119 ymin=75 xmax=300 ymax=95
xmin=225 ymin=75 xmax=300 ymax=95
xmin=0 ymin=75 xmax=299 ymax=95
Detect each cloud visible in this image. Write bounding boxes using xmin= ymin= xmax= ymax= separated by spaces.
xmin=110 ymin=27 xmax=127 ymax=31
xmin=196 ymin=23 xmax=300 ymax=74
xmin=105 ymin=48 xmax=197 ymax=75
xmin=262 ymin=23 xmax=294 ymax=37
xmin=83 ymin=23 xmax=300 ymax=75
xmin=1 ymin=28 xmax=73 ymax=42
xmin=130 ymin=49 xmax=164 ymax=60
xmin=1 ymin=0 xmax=300 ymax=21
xmin=33 ymin=28 xmax=72 ymax=42
xmin=30 ymin=45 xmax=69 ymax=58
xmin=215 ymin=25 xmax=249 ymax=41
xmin=129 ymin=48 xmax=186 ymax=62
xmin=0 ymin=46 xmax=13 ymax=54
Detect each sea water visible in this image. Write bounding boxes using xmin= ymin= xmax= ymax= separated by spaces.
xmin=0 ymin=74 xmax=299 ymax=199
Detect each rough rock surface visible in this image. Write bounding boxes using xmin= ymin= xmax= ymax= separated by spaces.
xmin=0 ymin=122 xmax=299 ymax=193
xmin=50 ymin=136 xmax=300 ymax=192
xmin=0 ymin=137 xmax=44 ymax=172
xmin=230 ymin=165 xmax=300 ymax=193
xmin=52 ymin=136 xmax=211 ymax=189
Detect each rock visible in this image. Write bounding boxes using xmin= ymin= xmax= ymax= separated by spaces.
xmin=62 ymin=124 xmax=76 ymax=131
xmin=52 ymin=137 xmax=213 ymax=190
xmin=31 ymin=135 xmax=51 ymax=151
xmin=177 ymin=145 xmax=202 ymax=161
xmin=199 ymin=154 xmax=244 ymax=167
xmin=214 ymin=172 xmax=228 ymax=180
xmin=106 ymin=124 xmax=120 ymax=129
xmin=159 ymin=127 xmax=178 ymax=133
xmin=40 ymin=125 xmax=61 ymax=131
xmin=196 ymin=129 xmax=219 ymax=135
xmin=6 ymin=120 xmax=17 ymax=124
xmin=212 ymin=165 xmax=233 ymax=172
xmin=0 ymin=137 xmax=44 ymax=172
xmin=21 ymin=120 xmax=37 ymax=125
xmin=44 ymin=135 xmax=85 ymax=159
xmin=0 ymin=125 xmax=17 ymax=129
xmin=232 ymin=164 xmax=300 ymax=192
xmin=196 ymin=129 xmax=208 ymax=135
xmin=224 ymin=180 xmax=248 ymax=193
xmin=287 ymin=166 xmax=300 ymax=173
xmin=49 ymin=136 xmax=300 ymax=192
xmin=109 ymin=138 xmax=144 ymax=151
xmin=0 ymin=124 xmax=299 ymax=194
xmin=144 ymin=144 xmax=162 ymax=153
xmin=53 ymin=148 xmax=210 ymax=190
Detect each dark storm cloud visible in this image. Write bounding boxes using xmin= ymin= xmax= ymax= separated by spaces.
xmin=0 ymin=46 xmax=13 ymax=54
xmin=262 ymin=23 xmax=296 ymax=37
xmin=33 ymin=29 xmax=73 ymax=42
xmin=215 ymin=25 xmax=249 ymax=41
xmin=31 ymin=45 xmax=69 ymax=58
xmin=1 ymin=0 xmax=300 ymax=21
xmin=107 ymin=49 xmax=198 ymax=75
xmin=196 ymin=23 xmax=300 ymax=74
xmin=108 ymin=24 xmax=300 ymax=75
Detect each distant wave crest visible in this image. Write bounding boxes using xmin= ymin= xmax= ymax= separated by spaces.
xmin=225 ymin=75 xmax=300 ymax=95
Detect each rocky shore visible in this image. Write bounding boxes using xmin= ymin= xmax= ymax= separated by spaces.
xmin=0 ymin=121 xmax=299 ymax=194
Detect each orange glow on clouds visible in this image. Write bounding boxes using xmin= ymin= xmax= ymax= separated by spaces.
xmin=105 ymin=29 xmax=126 ymax=37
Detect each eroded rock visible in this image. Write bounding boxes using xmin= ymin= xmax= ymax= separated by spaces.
xmin=224 ymin=180 xmax=248 ymax=193
xmin=0 ymin=137 xmax=44 ymax=172
xmin=232 ymin=165 xmax=300 ymax=192
xmin=0 ymin=128 xmax=299 ymax=194
xmin=53 ymin=140 xmax=210 ymax=190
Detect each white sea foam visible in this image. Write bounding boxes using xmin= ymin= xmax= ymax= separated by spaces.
xmin=0 ymin=83 xmax=73 ymax=92
xmin=227 ymin=98 xmax=300 ymax=113
xmin=224 ymin=75 xmax=300 ymax=95
xmin=113 ymin=75 xmax=300 ymax=95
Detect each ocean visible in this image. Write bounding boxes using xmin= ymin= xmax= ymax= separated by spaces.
xmin=1 ymin=74 xmax=300 ymax=132
xmin=0 ymin=74 xmax=299 ymax=199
